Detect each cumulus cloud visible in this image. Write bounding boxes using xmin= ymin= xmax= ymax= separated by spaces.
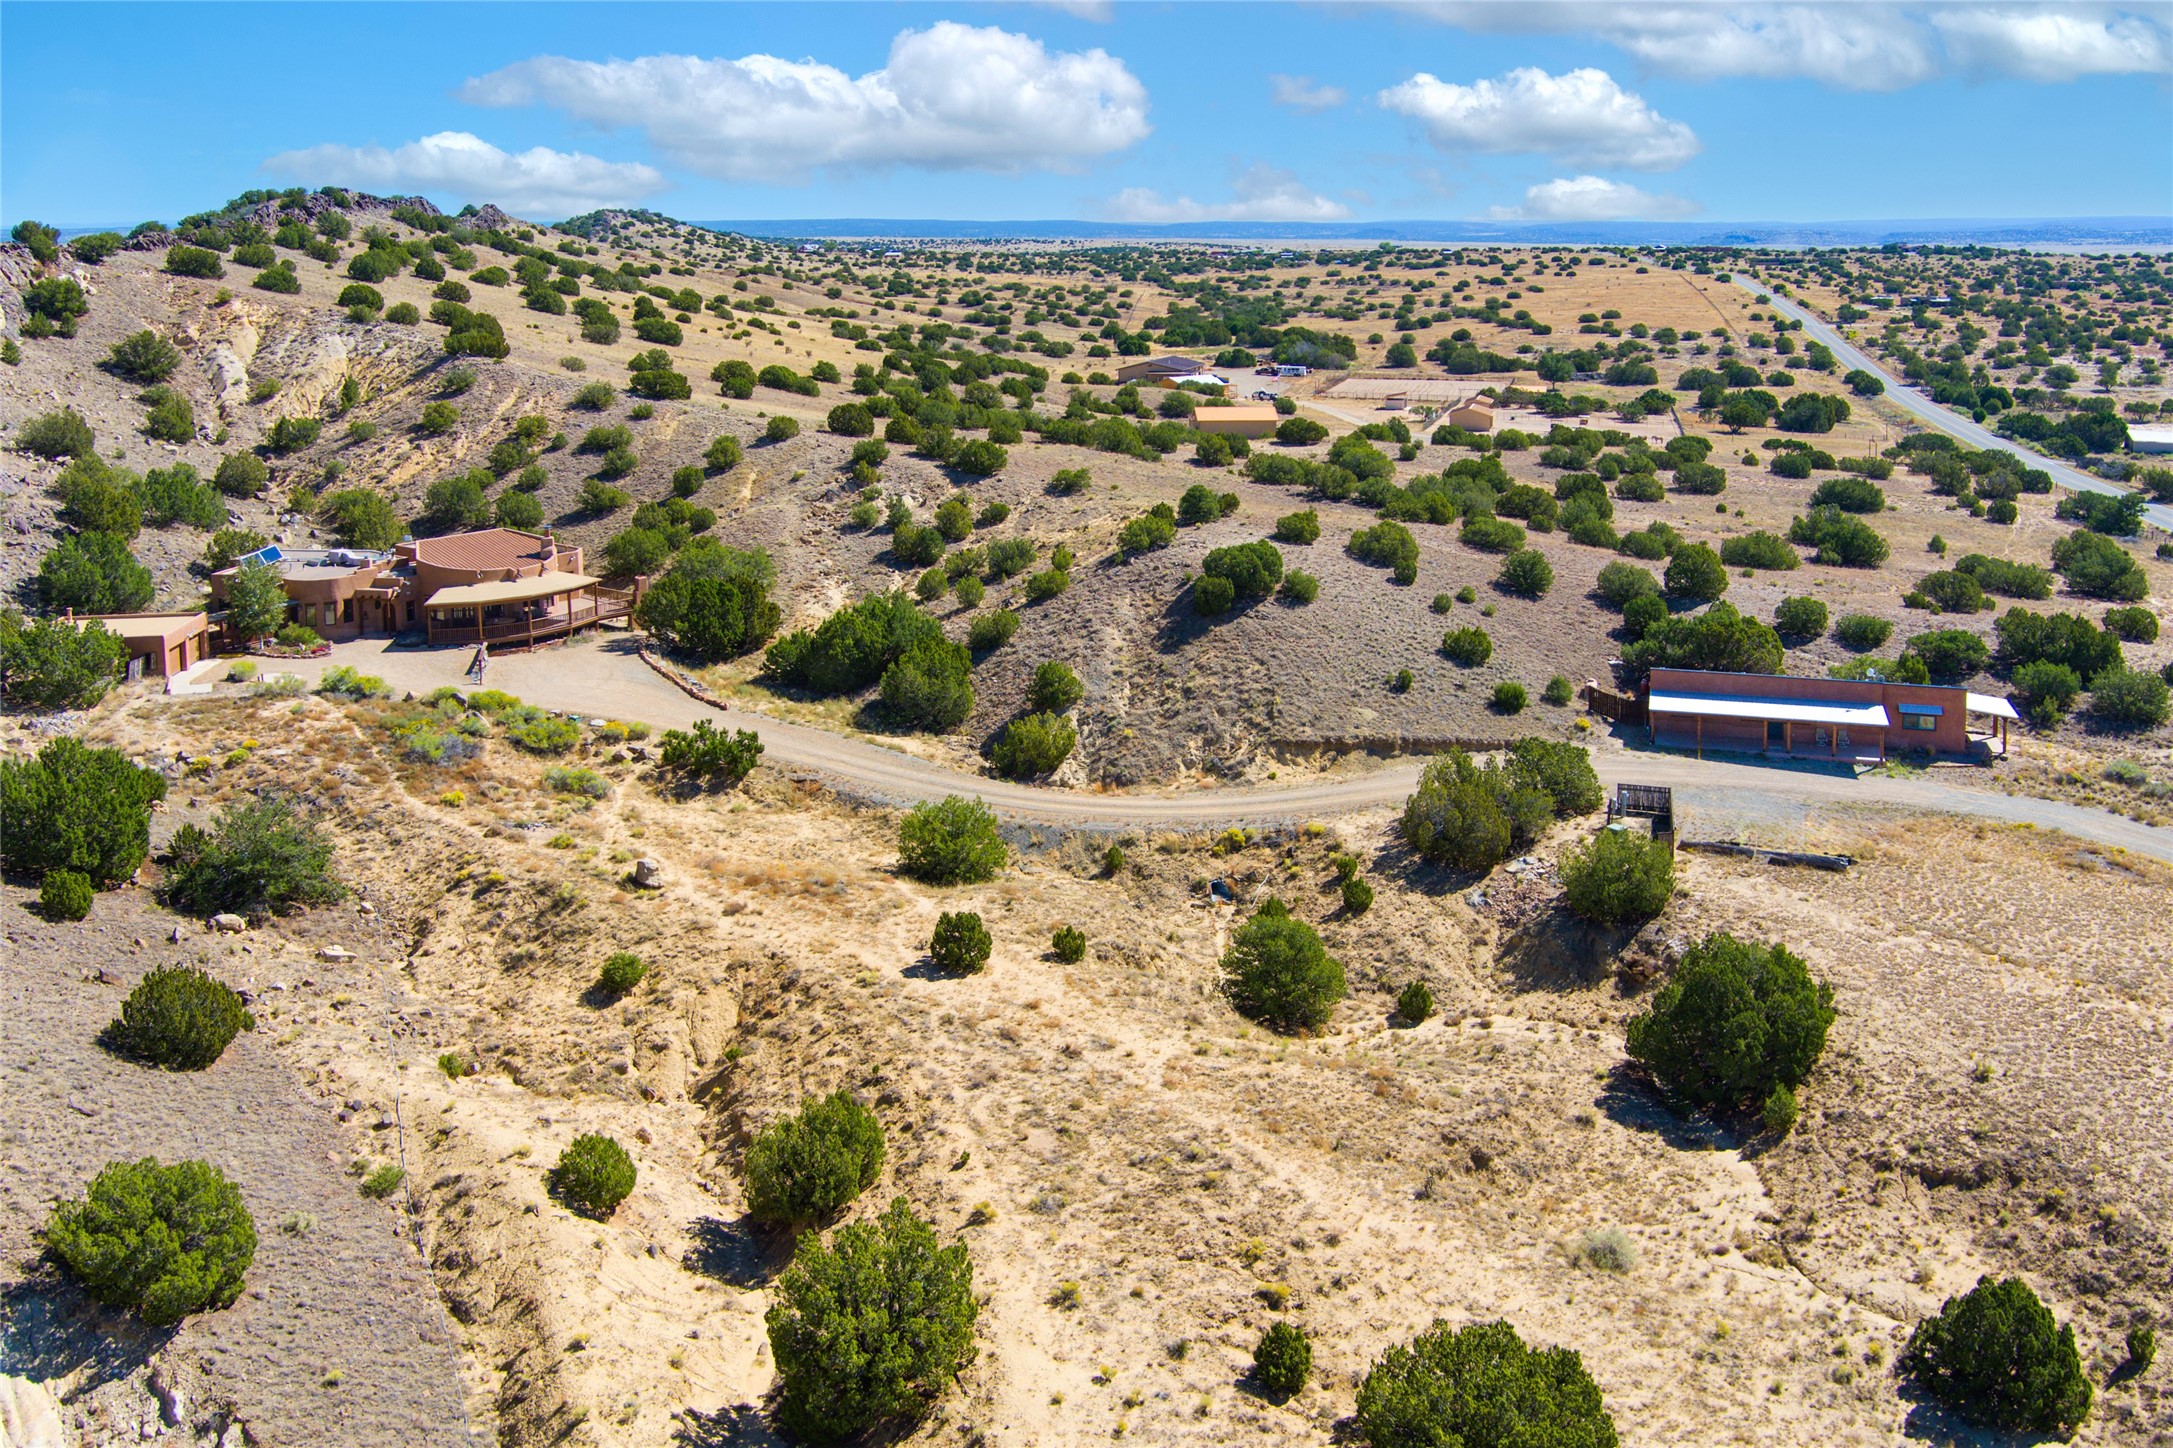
xmin=261 ymin=131 xmax=666 ymax=218
xmin=1486 ymin=175 xmax=1700 ymax=222
xmin=462 ymin=23 xmax=1150 ymax=183
xmin=1379 ymin=66 xmax=1700 ymax=170
xmin=1103 ymin=165 xmax=1352 ymax=224
xmin=1392 ymin=3 xmax=2169 ymax=90
xmin=1270 ymin=74 xmax=1348 ymax=112
xmin=1932 ymin=6 xmax=2172 ymax=81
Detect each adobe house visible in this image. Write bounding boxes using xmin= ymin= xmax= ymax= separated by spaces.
xmin=1115 ymin=355 xmax=1211 ymax=386
xmin=1646 ymin=667 xmax=2016 ymax=763
xmin=210 ymin=527 xmax=627 ymax=648
xmin=62 ymin=610 xmax=213 ymax=679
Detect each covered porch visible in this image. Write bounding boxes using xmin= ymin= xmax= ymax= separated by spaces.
xmin=421 ymin=574 xmax=632 ymax=648
xmin=1648 ymin=689 xmax=1894 ymax=765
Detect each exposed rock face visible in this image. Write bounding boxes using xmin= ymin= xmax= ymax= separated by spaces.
xmin=235 ymin=190 xmax=441 ymax=229
xmin=0 ymin=1375 xmax=73 ymax=1448
xmin=631 ymin=858 xmax=664 ymax=889
xmin=459 ymin=204 xmax=521 ymax=234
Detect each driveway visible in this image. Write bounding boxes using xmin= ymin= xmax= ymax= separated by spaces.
xmin=1710 ymin=271 xmax=2173 ymax=533
xmin=271 ymin=637 xmax=2173 ymax=864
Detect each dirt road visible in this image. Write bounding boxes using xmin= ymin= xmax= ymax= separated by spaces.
xmin=269 ymin=637 xmax=2173 ymax=863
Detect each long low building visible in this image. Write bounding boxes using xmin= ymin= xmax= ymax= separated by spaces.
xmin=61 ymin=610 xmax=214 ymax=679
xmin=1646 ymin=666 xmax=2016 ymax=763
xmin=1191 ymin=403 xmax=1280 ymax=438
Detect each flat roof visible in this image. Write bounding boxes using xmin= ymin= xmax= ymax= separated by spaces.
xmin=1648 ymin=690 xmax=1891 ymax=728
xmin=424 ymin=573 xmax=598 ymax=609
xmin=67 ymin=612 xmax=211 ymax=645
xmin=1966 ymin=692 xmax=2021 ymax=721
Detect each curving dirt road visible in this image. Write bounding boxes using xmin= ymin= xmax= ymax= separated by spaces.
xmin=277 ymin=637 xmax=2173 ymax=863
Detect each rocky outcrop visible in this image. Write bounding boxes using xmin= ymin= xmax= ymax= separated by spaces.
xmin=235 ymin=190 xmax=439 ymax=229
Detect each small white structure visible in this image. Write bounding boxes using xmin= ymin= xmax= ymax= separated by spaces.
xmin=2130 ymin=425 xmax=2173 ymax=454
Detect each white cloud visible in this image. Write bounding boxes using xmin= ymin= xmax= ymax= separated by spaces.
xmin=1390 ymin=3 xmax=2170 ymax=90
xmin=261 ymin=131 xmax=666 ymax=218
xmin=1104 ymin=164 xmax=1352 ymax=224
xmin=1487 ymin=175 xmax=1700 ymax=222
xmin=1932 ymin=6 xmax=2172 ymax=81
xmin=1270 ymin=74 xmax=1348 ymax=112
xmin=1379 ymin=66 xmax=1700 ymax=170
xmin=462 ymin=23 xmax=1150 ymax=183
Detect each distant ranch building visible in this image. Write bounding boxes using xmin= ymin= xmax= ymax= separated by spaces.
xmin=60 ymin=610 xmax=213 ymax=679
xmin=1191 ymin=404 xmax=1280 ymax=439
xmin=1116 ymin=355 xmax=1212 ymax=386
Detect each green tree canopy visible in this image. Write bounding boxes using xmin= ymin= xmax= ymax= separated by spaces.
xmin=1903 ymin=1275 xmax=2091 ymax=1438
xmin=1355 ymin=1319 xmax=1618 ymax=1448
xmin=1625 ymin=931 xmax=1834 ymax=1112
xmin=0 ymin=736 xmax=168 ymax=885
xmin=765 ymin=1198 xmax=978 ymax=1444
xmin=744 ymin=1091 xmax=887 ymax=1227
xmin=1221 ymin=898 xmax=1346 ymax=1033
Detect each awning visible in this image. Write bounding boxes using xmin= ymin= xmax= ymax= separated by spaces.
xmin=424 ymin=573 xmax=598 ymax=609
xmin=1647 ymin=691 xmax=1891 ymax=728
xmin=1965 ymin=692 xmax=2021 ymax=721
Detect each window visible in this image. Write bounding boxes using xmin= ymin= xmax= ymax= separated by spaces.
xmin=1902 ymin=713 xmax=1937 ymax=732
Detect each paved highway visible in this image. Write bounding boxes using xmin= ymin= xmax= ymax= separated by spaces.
xmin=1709 ymin=269 xmax=2173 ymax=532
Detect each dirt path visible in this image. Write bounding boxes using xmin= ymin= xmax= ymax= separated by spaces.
xmin=265 ymin=637 xmax=2173 ymax=863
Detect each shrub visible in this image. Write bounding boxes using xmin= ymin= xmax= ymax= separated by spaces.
xmin=595 ymin=951 xmax=647 ymax=998
xmin=1626 ymin=931 xmax=1834 ymax=1112
xmin=1276 ymin=416 xmax=1328 ymax=445
xmin=658 ymin=719 xmax=765 ymax=785
xmin=636 ymin=543 xmax=781 ymax=664
xmin=1492 ymin=681 xmax=1528 ymax=713
xmin=898 ymin=796 xmax=1006 ymax=884
xmin=1789 ymin=507 xmax=1891 ymax=567
xmin=0 ymin=737 xmax=167 ymax=885
xmin=1580 ymin=1226 xmax=1639 ymax=1273
xmin=1193 ymin=575 xmax=1237 ymax=615
xmin=165 ymin=245 xmax=225 ymax=279
xmin=107 ymin=330 xmax=183 ymax=384
xmin=1459 ymin=514 xmax=1527 ymax=553
xmin=1254 ymin=1322 xmax=1312 ymax=1399
xmin=1350 ymin=520 xmax=1421 ymax=577
xmin=1023 ymin=568 xmax=1070 ymax=603
xmin=1544 ymin=675 xmax=1576 ymax=706
xmin=1559 ymin=828 xmax=1675 ymax=925
xmin=45 ymin=1158 xmax=256 ymax=1325
xmin=1274 ymin=509 xmax=1320 ymax=544
xmin=1280 ymin=570 xmax=1319 ymax=603
xmin=1397 ymin=980 xmax=1434 ymax=1024
xmin=2090 ymin=669 xmax=2171 ymax=730
xmin=1762 ymin=1083 xmax=1800 ymax=1136
xmin=1917 ymin=569 xmax=1987 ymax=614
xmin=1356 ymin=1320 xmax=1616 ymax=1448
xmin=1441 ymin=626 xmax=1493 ymax=666
xmin=1995 ymin=608 xmax=2125 ymax=686
xmin=502 ymin=709 xmax=581 ymax=754
xmin=551 ymin=1134 xmax=636 ymax=1218
xmin=1809 ymin=476 xmax=1885 ymax=513
xmin=2104 ymin=606 xmax=2159 ymax=644
xmin=162 ymin=794 xmax=345 ymax=918
xmin=1341 ymin=875 xmax=1375 ymax=914
xmin=1051 ymin=926 xmax=1087 ymax=963
xmin=41 ymin=868 xmax=95 ymax=921
xmin=746 ymin=1091 xmax=887 ymax=1227
xmin=1834 ymin=613 xmax=1893 ymax=651
xmin=766 ymin=1197 xmax=978 ymax=1443
xmin=2052 ymin=530 xmax=2147 ymax=601
xmin=1492 ymin=548 xmax=1556 ymax=601
xmin=929 ymin=911 xmax=993 ymax=973
xmin=1594 ymin=561 xmax=1660 ymax=610
xmin=1902 ymin=629 xmax=1990 ymax=683
xmin=992 ymin=712 xmax=1076 ymax=778
xmin=1774 ymin=597 xmax=1829 ymax=639
xmin=212 ymin=451 xmax=269 ymax=498
xmin=1719 ymin=532 xmax=1799 ymax=571
xmin=1 ymin=610 xmax=126 ymax=711
xmin=1664 ymin=543 xmax=1729 ymax=601
xmin=318 ymin=664 xmax=391 ymax=699
xmin=2011 ymin=660 xmax=2082 ymax=729
xmin=18 ymin=407 xmax=98 ymax=460
xmin=2129 ymin=1325 xmax=2157 ymax=1375
xmin=967 ymin=609 xmax=1018 ymax=652
xmin=1028 ymin=660 xmax=1083 ymax=713
xmin=104 ymin=965 xmax=252 ymax=1071
xmin=880 ymin=637 xmax=976 ymax=732
xmin=1903 ymin=1275 xmax=2092 ymax=1437
xmin=266 ymin=415 xmax=321 ymax=454
xmin=1221 ymin=898 xmax=1346 ymax=1033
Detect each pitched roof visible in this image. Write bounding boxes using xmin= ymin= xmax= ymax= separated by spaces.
xmin=1139 ymin=355 xmax=1206 ymax=374
xmin=407 ymin=529 xmax=558 ymax=574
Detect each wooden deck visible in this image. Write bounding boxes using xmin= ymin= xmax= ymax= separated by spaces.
xmin=424 ymin=588 xmax=634 ymax=649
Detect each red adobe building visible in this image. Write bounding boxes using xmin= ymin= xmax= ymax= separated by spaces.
xmin=1645 ymin=667 xmax=2016 ymax=763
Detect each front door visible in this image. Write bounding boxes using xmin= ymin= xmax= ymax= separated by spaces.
xmin=1766 ymin=720 xmax=1785 ymax=749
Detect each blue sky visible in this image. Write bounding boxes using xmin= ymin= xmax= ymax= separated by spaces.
xmin=5 ymin=2 xmax=2170 ymax=229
